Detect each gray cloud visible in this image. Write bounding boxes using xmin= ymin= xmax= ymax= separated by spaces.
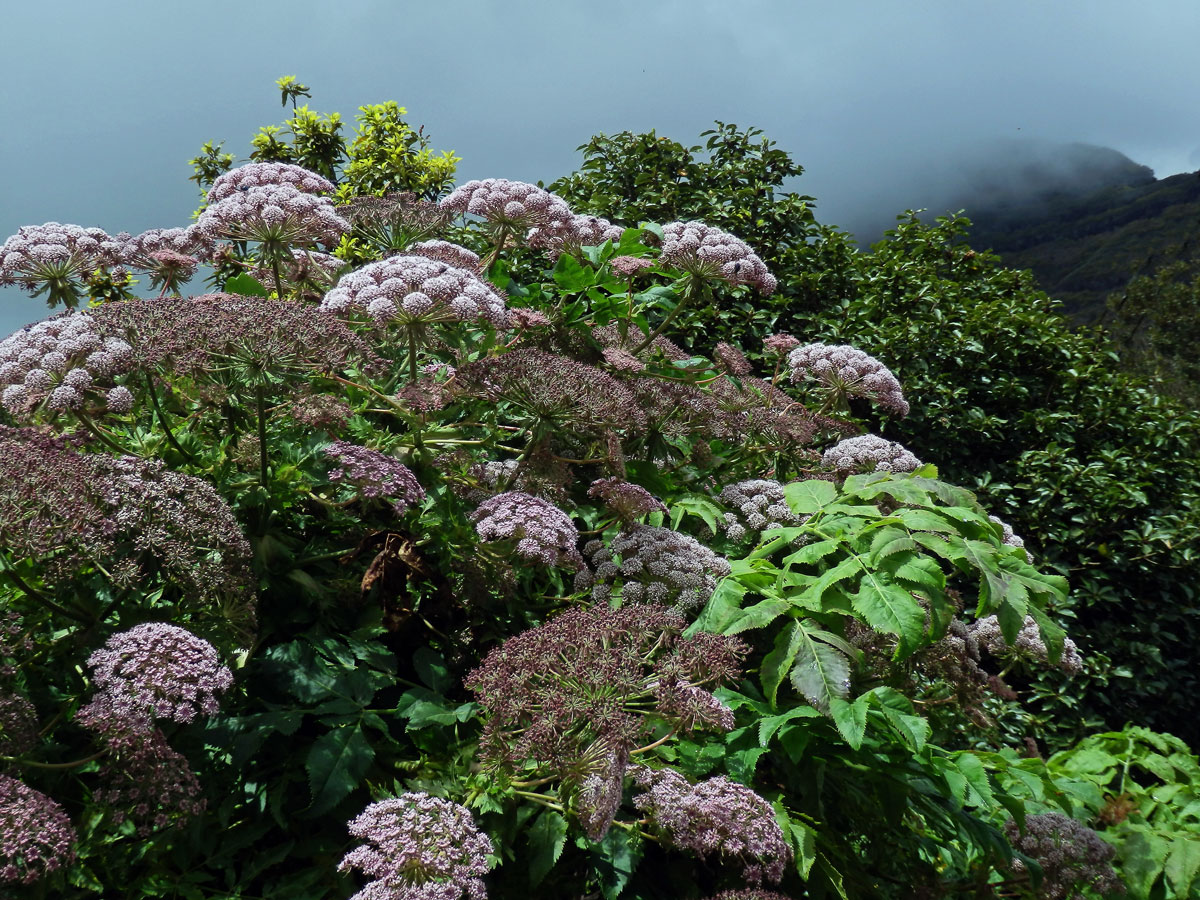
xmin=3 ymin=0 xmax=1199 ymax=333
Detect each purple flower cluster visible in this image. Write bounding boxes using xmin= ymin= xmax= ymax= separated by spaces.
xmin=787 ymin=343 xmax=909 ymax=416
xmin=196 ymin=182 xmax=348 ymax=249
xmin=290 ymin=392 xmax=353 ymax=432
xmin=118 ymin=227 xmax=210 ymax=295
xmin=0 ymin=427 xmax=253 ymax=608
xmin=89 ymin=293 xmax=378 ymax=381
xmin=76 ymin=623 xmax=233 ymax=731
xmin=455 ymin=349 xmax=645 ymax=438
xmin=205 ymin=161 xmax=335 ymax=205
xmin=441 ymin=178 xmax=574 ymax=244
xmin=250 ymin=248 xmax=345 ymax=299
xmin=762 ymin=333 xmax=801 ymax=356
xmin=714 ymin=342 xmax=753 ymax=375
xmin=0 ymin=775 xmax=75 ymax=885
xmin=0 ymin=222 xmax=125 ymax=303
xmin=588 ymin=477 xmax=666 ymax=524
xmin=969 ymin=615 xmax=1084 ymax=675
xmin=0 ymin=312 xmax=134 ymax=417
xmin=338 ymin=793 xmax=494 ymax=900
xmin=609 ymin=255 xmax=656 ymax=278
xmin=91 ymin=727 xmax=206 ymax=834
xmin=1003 ymin=813 xmax=1121 ymax=900
xmin=470 ymin=491 xmax=583 ymax=569
xmin=659 ymin=222 xmax=777 ymax=294
xmin=407 ymin=239 xmax=482 ymax=271
xmin=631 ymin=766 xmax=791 ymax=884
xmin=323 ymin=441 xmax=426 ymax=515
xmin=321 ymin=254 xmax=508 ymax=327
xmin=822 ymin=434 xmax=922 ymax=474
xmin=466 ymin=605 xmax=743 ymax=779
xmin=718 ymin=480 xmax=806 ymax=543
xmin=581 ymin=524 xmax=731 ymax=611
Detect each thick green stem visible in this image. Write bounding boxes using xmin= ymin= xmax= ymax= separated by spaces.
xmin=271 ymin=256 xmax=285 ymax=301
xmin=407 ymin=326 xmax=419 ymax=382
xmin=256 ymin=384 xmax=269 ymax=487
xmin=1 ymin=751 xmax=104 ymax=770
xmin=632 ymin=279 xmax=704 ymax=354
xmin=0 ymin=555 xmax=90 ymax=623
xmin=145 ymin=373 xmax=192 ymax=460
xmin=72 ymin=410 xmax=136 ymax=456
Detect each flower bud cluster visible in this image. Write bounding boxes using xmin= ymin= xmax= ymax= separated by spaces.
xmin=718 ymin=479 xmax=805 ymax=543
xmin=609 ymin=255 xmax=656 ymax=278
xmin=631 ymin=766 xmax=791 ymax=884
xmin=205 ymin=161 xmax=335 ymax=205
xmin=466 ymin=605 xmax=743 ymax=778
xmin=196 ymin=182 xmax=348 ymax=249
xmin=0 ymin=692 xmax=37 ymax=757
xmin=588 ymin=477 xmax=666 ymax=523
xmin=441 ymin=178 xmax=575 ymax=242
xmin=289 ymin=392 xmax=353 ymax=433
xmin=0 ymin=222 xmax=125 ymax=292
xmin=580 ymin=524 xmax=730 ymax=611
xmin=407 ymin=239 xmax=481 ymax=271
xmin=456 ymin=349 xmax=645 ymax=437
xmin=471 ymin=491 xmax=584 ymax=570
xmin=546 ymin=213 xmax=625 ymax=255
xmin=323 ymin=441 xmax=427 ymax=515
xmin=0 ymin=775 xmax=76 ymax=885
xmin=969 ymin=615 xmax=1084 ymax=674
xmin=89 ymin=293 xmax=378 ymax=380
xmin=714 ymin=341 xmax=753 ymax=375
xmin=92 ymin=727 xmax=206 ymax=835
xmin=822 ymin=434 xmax=921 ymax=474
xmin=338 ymin=793 xmax=494 ymax=900
xmin=762 ymin=333 xmax=801 ymax=356
xmin=1003 ymin=813 xmax=1121 ymax=900
xmin=788 ymin=343 xmax=909 ymax=416
xmin=0 ymin=313 xmax=133 ymax=417
xmin=0 ymin=427 xmax=253 ymax=605
xmin=660 ymin=222 xmax=777 ymax=294
xmin=322 ymin=254 xmax=508 ymax=327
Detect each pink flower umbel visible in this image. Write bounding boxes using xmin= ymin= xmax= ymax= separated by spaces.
xmin=338 ymin=793 xmax=494 ymax=900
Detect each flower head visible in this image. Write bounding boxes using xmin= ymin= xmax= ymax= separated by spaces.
xmin=660 ymin=221 xmax=776 ymax=294
xmin=441 ymin=178 xmax=575 ymax=250
xmin=471 ymin=491 xmax=583 ymax=570
xmin=587 ymin=478 xmax=666 ymax=524
xmin=0 ymin=222 xmax=124 ymax=308
xmin=407 ymin=240 xmax=481 ymax=271
xmin=822 ymin=434 xmax=921 ymax=474
xmin=338 ymin=793 xmax=494 ymax=900
xmin=91 ymin=727 xmax=206 ymax=835
xmin=969 ymin=615 xmax=1083 ymax=674
xmin=196 ymin=183 xmax=348 ymax=250
xmin=1003 ymin=813 xmax=1121 ymax=900
xmin=206 ymin=162 xmax=335 ymax=205
xmin=582 ymin=524 xmax=730 ymax=612
xmin=322 ymin=254 xmax=508 ymax=328
xmin=78 ymin=623 xmax=233 ymax=729
xmin=787 ymin=343 xmax=909 ymax=416
xmin=0 ymin=776 xmax=75 ymax=884
xmin=466 ymin=605 xmax=743 ymax=778
xmin=718 ymin=479 xmax=807 ymax=543
xmin=323 ymin=441 xmax=426 ymax=515
xmin=632 ymin=766 xmax=791 ymax=884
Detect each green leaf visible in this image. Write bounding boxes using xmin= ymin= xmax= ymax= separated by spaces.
xmin=894 ymin=507 xmax=959 ymax=534
xmin=783 ymin=479 xmax=837 ymax=514
xmin=798 ymin=555 xmax=862 ymax=608
xmin=1165 ymin=837 xmax=1200 ymax=896
xmin=725 ymin=597 xmax=790 ymax=635
xmin=790 ymin=821 xmax=818 ymax=878
xmin=669 ymin=493 xmax=724 ymax=534
xmin=867 ymin=528 xmax=918 ymax=566
xmin=593 ymin=826 xmax=640 ymax=900
xmin=413 ymin=647 xmax=452 ymax=693
xmin=224 ymin=272 xmax=269 ymax=297
xmin=949 ymin=752 xmax=996 ymax=807
xmin=789 ymin=626 xmax=851 ymax=714
xmin=782 ymin=539 xmax=840 ymax=567
xmin=306 ymin=724 xmax=374 ymax=815
xmin=689 ymin=578 xmax=746 ymax=636
xmin=850 ymin=574 xmax=925 ymax=654
xmin=758 ymin=706 xmax=822 ymax=747
xmin=868 ymin=687 xmax=930 ymax=752
xmin=552 ymin=252 xmax=592 ymax=292
xmin=761 ymin=620 xmax=802 ymax=706
xmin=828 ymin=695 xmax=869 ymax=750
xmin=527 ymin=810 xmax=568 ymax=887
xmin=1120 ymin=828 xmax=1171 ymax=896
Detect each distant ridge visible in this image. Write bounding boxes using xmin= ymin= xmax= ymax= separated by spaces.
xmin=936 ymin=140 xmax=1200 ymax=321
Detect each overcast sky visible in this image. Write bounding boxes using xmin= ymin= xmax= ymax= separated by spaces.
xmin=2 ymin=0 xmax=1198 ymax=334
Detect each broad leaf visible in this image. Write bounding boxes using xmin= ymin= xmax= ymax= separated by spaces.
xmin=306 ymin=724 xmax=374 ymax=815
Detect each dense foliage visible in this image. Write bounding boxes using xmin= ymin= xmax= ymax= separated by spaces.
xmin=552 ymin=128 xmax=1200 ymax=750
xmin=0 ymin=86 xmax=1196 ymax=899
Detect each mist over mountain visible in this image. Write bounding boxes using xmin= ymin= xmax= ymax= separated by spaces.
xmin=843 ymin=138 xmax=1200 ymax=320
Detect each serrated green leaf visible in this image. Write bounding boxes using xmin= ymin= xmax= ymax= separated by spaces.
xmin=867 ymin=528 xmax=918 ymax=566
xmin=782 ymin=539 xmax=841 ymax=567
xmin=783 ymin=479 xmax=837 ymax=514
xmin=797 ymin=555 xmax=862 ymax=608
xmin=1120 ymin=828 xmax=1171 ymax=896
xmin=527 ymin=809 xmax=568 ymax=886
xmin=689 ymin=578 xmax=746 ymax=636
xmin=790 ymin=629 xmax=851 ymax=715
xmin=850 ymin=574 xmax=925 ymax=654
xmin=1165 ymin=837 xmax=1200 ymax=896
xmin=224 ymin=272 xmax=269 ymax=297
xmin=726 ymin=597 xmax=791 ymax=635
xmin=790 ymin=821 xmax=818 ymax=878
xmin=306 ymin=724 xmax=373 ymax=815
xmin=412 ymin=647 xmax=452 ymax=694
xmin=950 ymin=752 xmax=996 ymax=807
xmin=828 ymin=695 xmax=869 ymax=750
xmin=894 ymin=507 xmax=959 ymax=534
xmin=761 ymin=620 xmax=802 ymax=706
xmin=758 ymin=706 xmax=822 ymax=747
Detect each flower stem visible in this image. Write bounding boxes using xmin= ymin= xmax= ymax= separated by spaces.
xmin=145 ymin=373 xmax=193 ymax=460
xmin=256 ymin=384 xmax=269 ymax=486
